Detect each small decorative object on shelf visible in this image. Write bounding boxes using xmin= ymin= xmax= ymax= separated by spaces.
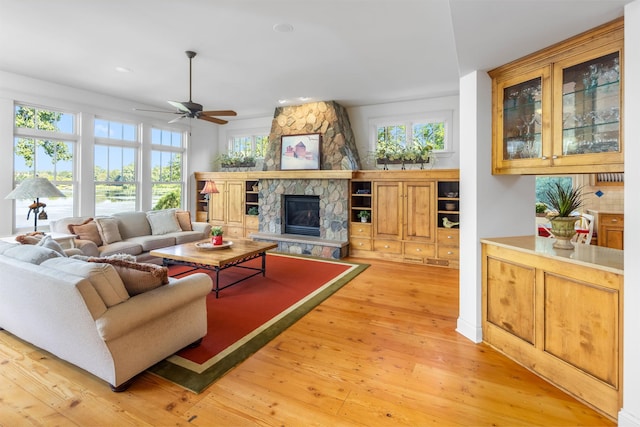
xmin=543 ymin=182 xmax=584 ymax=249
xmin=247 ymin=206 xmax=259 ymax=216
xmin=357 ymin=210 xmax=371 ymax=223
xmin=210 ymin=226 xmax=224 ymax=245
xmin=442 ymin=217 xmax=459 ymax=228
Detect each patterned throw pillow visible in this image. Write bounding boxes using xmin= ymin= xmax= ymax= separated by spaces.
xmin=87 ymin=257 xmax=169 ymax=296
xmin=68 ymin=218 xmax=103 ymax=246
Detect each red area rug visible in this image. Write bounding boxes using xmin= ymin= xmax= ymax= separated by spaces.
xmin=148 ymin=253 xmax=367 ymax=393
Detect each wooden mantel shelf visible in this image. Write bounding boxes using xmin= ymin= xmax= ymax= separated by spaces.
xmin=196 ymin=170 xmax=354 ymax=180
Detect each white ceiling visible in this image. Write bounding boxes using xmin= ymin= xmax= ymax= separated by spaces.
xmin=0 ymin=0 xmax=632 ymax=120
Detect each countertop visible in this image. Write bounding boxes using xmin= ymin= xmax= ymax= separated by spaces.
xmin=480 ymin=235 xmax=623 ymax=274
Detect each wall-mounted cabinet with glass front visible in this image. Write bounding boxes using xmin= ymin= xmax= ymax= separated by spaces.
xmin=490 ymin=18 xmax=623 ymax=175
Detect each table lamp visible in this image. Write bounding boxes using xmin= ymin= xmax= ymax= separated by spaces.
xmin=5 ymin=176 xmax=66 ymax=232
xmin=200 ymin=180 xmax=219 ymax=222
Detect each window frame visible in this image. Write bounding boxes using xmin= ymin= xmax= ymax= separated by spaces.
xmin=226 ymin=128 xmax=270 ymax=159
xmin=150 ymin=127 xmax=187 ymax=211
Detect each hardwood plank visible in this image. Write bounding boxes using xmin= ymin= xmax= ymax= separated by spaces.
xmin=0 ymin=258 xmax=613 ymax=426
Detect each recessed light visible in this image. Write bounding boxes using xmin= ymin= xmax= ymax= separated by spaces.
xmin=299 ymin=97 xmax=310 ymax=101
xmin=115 ymin=66 xmax=132 ymax=73
xmin=273 ymin=23 xmax=294 ymax=33
xmin=278 ymin=99 xmax=288 ymax=104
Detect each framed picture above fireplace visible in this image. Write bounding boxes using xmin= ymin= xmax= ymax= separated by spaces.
xmin=280 ymin=133 xmax=321 ymax=170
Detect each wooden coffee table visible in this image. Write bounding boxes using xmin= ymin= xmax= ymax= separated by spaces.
xmin=151 ymin=239 xmax=278 ymax=298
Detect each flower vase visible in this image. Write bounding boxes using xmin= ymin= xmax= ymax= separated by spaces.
xmin=212 ymin=235 xmax=223 ymax=246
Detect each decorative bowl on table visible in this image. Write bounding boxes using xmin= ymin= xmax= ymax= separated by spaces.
xmin=195 ymin=241 xmax=234 ymax=250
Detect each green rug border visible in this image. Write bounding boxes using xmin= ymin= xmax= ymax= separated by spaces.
xmin=147 ymin=254 xmax=368 ymax=393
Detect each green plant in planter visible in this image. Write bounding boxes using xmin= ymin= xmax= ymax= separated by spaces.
xmin=210 ymin=226 xmax=224 ymax=236
xmin=357 ymin=210 xmax=371 ymax=222
xmin=247 ymin=206 xmax=259 ymax=215
xmin=543 ymin=183 xmax=584 ymax=218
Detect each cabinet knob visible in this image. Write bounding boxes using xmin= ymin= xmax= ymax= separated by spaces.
xmin=552 ymin=155 xmax=558 ymax=159
xmin=447 ymin=251 xmax=454 ymax=255
xmin=358 ymin=242 xmax=363 ymax=246
xmin=416 ymin=248 xmax=421 ymax=252
xmin=541 ymin=156 xmax=547 ymax=160
xmin=384 ymin=245 xmax=390 ymax=248
xmin=611 ymin=219 xmax=618 ymax=223
xmin=447 ymin=235 xmax=453 ymax=239
xmin=358 ymin=228 xmax=363 ymax=232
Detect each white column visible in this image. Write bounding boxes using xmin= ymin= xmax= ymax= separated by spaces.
xmin=457 ymin=71 xmax=535 ymax=342
xmin=620 ymin=2 xmax=640 ymax=425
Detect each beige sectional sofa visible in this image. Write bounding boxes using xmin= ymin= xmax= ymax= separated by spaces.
xmin=0 ymin=239 xmax=213 ymax=391
xmin=50 ymin=210 xmax=211 ymax=263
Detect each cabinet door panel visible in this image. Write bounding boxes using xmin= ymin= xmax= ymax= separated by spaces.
xmin=404 ymin=182 xmax=433 ymax=241
xmin=544 ymin=273 xmax=619 ymax=387
xmin=209 ymin=182 xmax=226 ymax=222
xmin=226 ymin=181 xmax=245 ymax=225
xmin=373 ymin=182 xmax=401 ymax=239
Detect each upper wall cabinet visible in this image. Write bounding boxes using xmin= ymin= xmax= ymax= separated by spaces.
xmin=490 ymin=18 xmax=623 ymax=175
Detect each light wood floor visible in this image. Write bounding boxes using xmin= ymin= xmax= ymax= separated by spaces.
xmin=0 ymin=258 xmax=614 ymax=426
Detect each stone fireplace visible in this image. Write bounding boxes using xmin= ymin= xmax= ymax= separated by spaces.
xmin=251 ymin=100 xmax=359 ymax=259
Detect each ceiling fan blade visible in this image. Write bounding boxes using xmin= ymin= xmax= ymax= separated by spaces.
xmin=199 ymin=115 xmax=228 ymax=125
xmin=168 ymin=100 xmax=191 ymax=113
xmin=134 ymin=108 xmax=179 ymax=114
xmin=201 ymin=110 xmax=237 ymax=117
xmin=168 ymin=115 xmax=187 ymax=124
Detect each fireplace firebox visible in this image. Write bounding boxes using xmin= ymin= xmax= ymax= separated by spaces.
xmin=284 ymin=195 xmax=320 ymax=236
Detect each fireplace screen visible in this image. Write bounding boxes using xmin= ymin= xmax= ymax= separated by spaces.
xmin=284 ymin=195 xmax=320 ymax=236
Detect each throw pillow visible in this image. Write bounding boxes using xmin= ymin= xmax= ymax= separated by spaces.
xmin=68 ymin=218 xmax=103 ymax=246
xmin=36 ymin=235 xmax=67 ymax=257
xmin=176 ymin=210 xmax=193 ymax=231
xmin=146 ymin=209 xmax=181 ymax=235
xmin=15 ymin=232 xmax=44 ymax=245
xmin=94 ymin=217 xmax=123 ymax=245
xmin=87 ymin=257 xmax=169 ymax=296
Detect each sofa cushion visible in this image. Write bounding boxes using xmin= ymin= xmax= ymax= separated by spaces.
xmin=112 ymin=212 xmax=151 ymax=239
xmin=146 ymin=209 xmax=182 ymax=235
xmin=68 ymin=218 xmax=103 ymax=246
xmin=98 ymin=241 xmax=143 ymax=258
xmin=41 ymin=257 xmax=130 ymax=307
xmin=4 ymin=244 xmax=62 ymax=264
xmin=36 ymin=235 xmax=67 ymax=257
xmin=125 ymin=235 xmax=176 ymax=252
xmin=95 ymin=217 xmax=123 ymax=245
xmin=169 ymin=230 xmax=207 ymax=245
xmin=176 ymin=210 xmax=193 ymax=231
xmin=87 ymin=257 xmax=169 ymax=296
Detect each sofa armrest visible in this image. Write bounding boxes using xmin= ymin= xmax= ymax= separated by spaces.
xmin=191 ymin=221 xmax=212 ymax=237
xmin=74 ymin=239 xmax=100 ymax=257
xmin=95 ymin=272 xmax=212 ymax=341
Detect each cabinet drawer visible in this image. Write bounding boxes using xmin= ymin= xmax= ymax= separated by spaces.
xmin=404 ymin=242 xmax=435 ymax=258
xmin=350 ymin=238 xmax=372 ymax=251
xmin=438 ymin=246 xmax=459 ymax=260
xmin=600 ymin=214 xmax=624 ymax=227
xmin=437 ymin=228 xmax=460 ymax=245
xmin=245 ymin=215 xmax=259 ymax=229
xmin=225 ymin=226 xmax=245 ymax=239
xmin=351 ymin=223 xmax=372 ymax=237
xmin=373 ymin=239 xmax=402 ymax=254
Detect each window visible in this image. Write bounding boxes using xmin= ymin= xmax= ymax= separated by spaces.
xmin=13 ymin=104 xmax=76 ymax=231
xmin=373 ymin=112 xmax=451 ymax=159
xmin=94 ymin=119 xmax=138 ymax=215
xmin=151 ymin=128 xmax=185 ymax=210
xmin=228 ymin=132 xmax=269 ymax=158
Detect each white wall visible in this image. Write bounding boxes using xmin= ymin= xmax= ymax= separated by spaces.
xmin=457 ymin=71 xmax=535 ymax=342
xmin=0 ymin=71 xmax=216 ymax=232
xmin=620 ymin=1 xmax=640 ymax=425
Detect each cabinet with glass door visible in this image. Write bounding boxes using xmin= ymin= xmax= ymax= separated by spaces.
xmin=490 ymin=18 xmax=623 ymax=175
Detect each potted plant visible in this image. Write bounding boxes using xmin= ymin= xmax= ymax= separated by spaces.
xmin=357 ymin=210 xmax=371 ymax=223
xmin=210 ymin=226 xmax=224 ymax=245
xmin=535 ymin=202 xmax=547 ymax=217
xmin=247 ymin=206 xmax=259 ymax=216
xmin=543 ymin=183 xmax=584 ymax=249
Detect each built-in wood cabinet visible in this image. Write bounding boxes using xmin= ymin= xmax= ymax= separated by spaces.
xmin=482 ymin=236 xmax=623 ymax=420
xmin=490 ymin=18 xmax=623 ymax=175
xmin=349 ymin=170 xmax=459 ymax=268
xmin=598 ymin=213 xmax=624 ymax=250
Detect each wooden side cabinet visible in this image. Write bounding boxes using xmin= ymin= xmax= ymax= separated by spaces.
xmin=598 ymin=213 xmax=624 ymax=250
xmin=482 ymin=239 xmax=622 ymax=420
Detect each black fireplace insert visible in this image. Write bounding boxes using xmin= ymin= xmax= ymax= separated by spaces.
xmin=284 ymin=195 xmax=320 ymax=236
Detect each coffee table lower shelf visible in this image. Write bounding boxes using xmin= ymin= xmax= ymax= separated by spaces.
xmin=162 ymin=251 xmax=268 ymax=298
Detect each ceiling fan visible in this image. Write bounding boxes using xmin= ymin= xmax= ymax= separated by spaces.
xmin=136 ymin=50 xmax=236 ymax=125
